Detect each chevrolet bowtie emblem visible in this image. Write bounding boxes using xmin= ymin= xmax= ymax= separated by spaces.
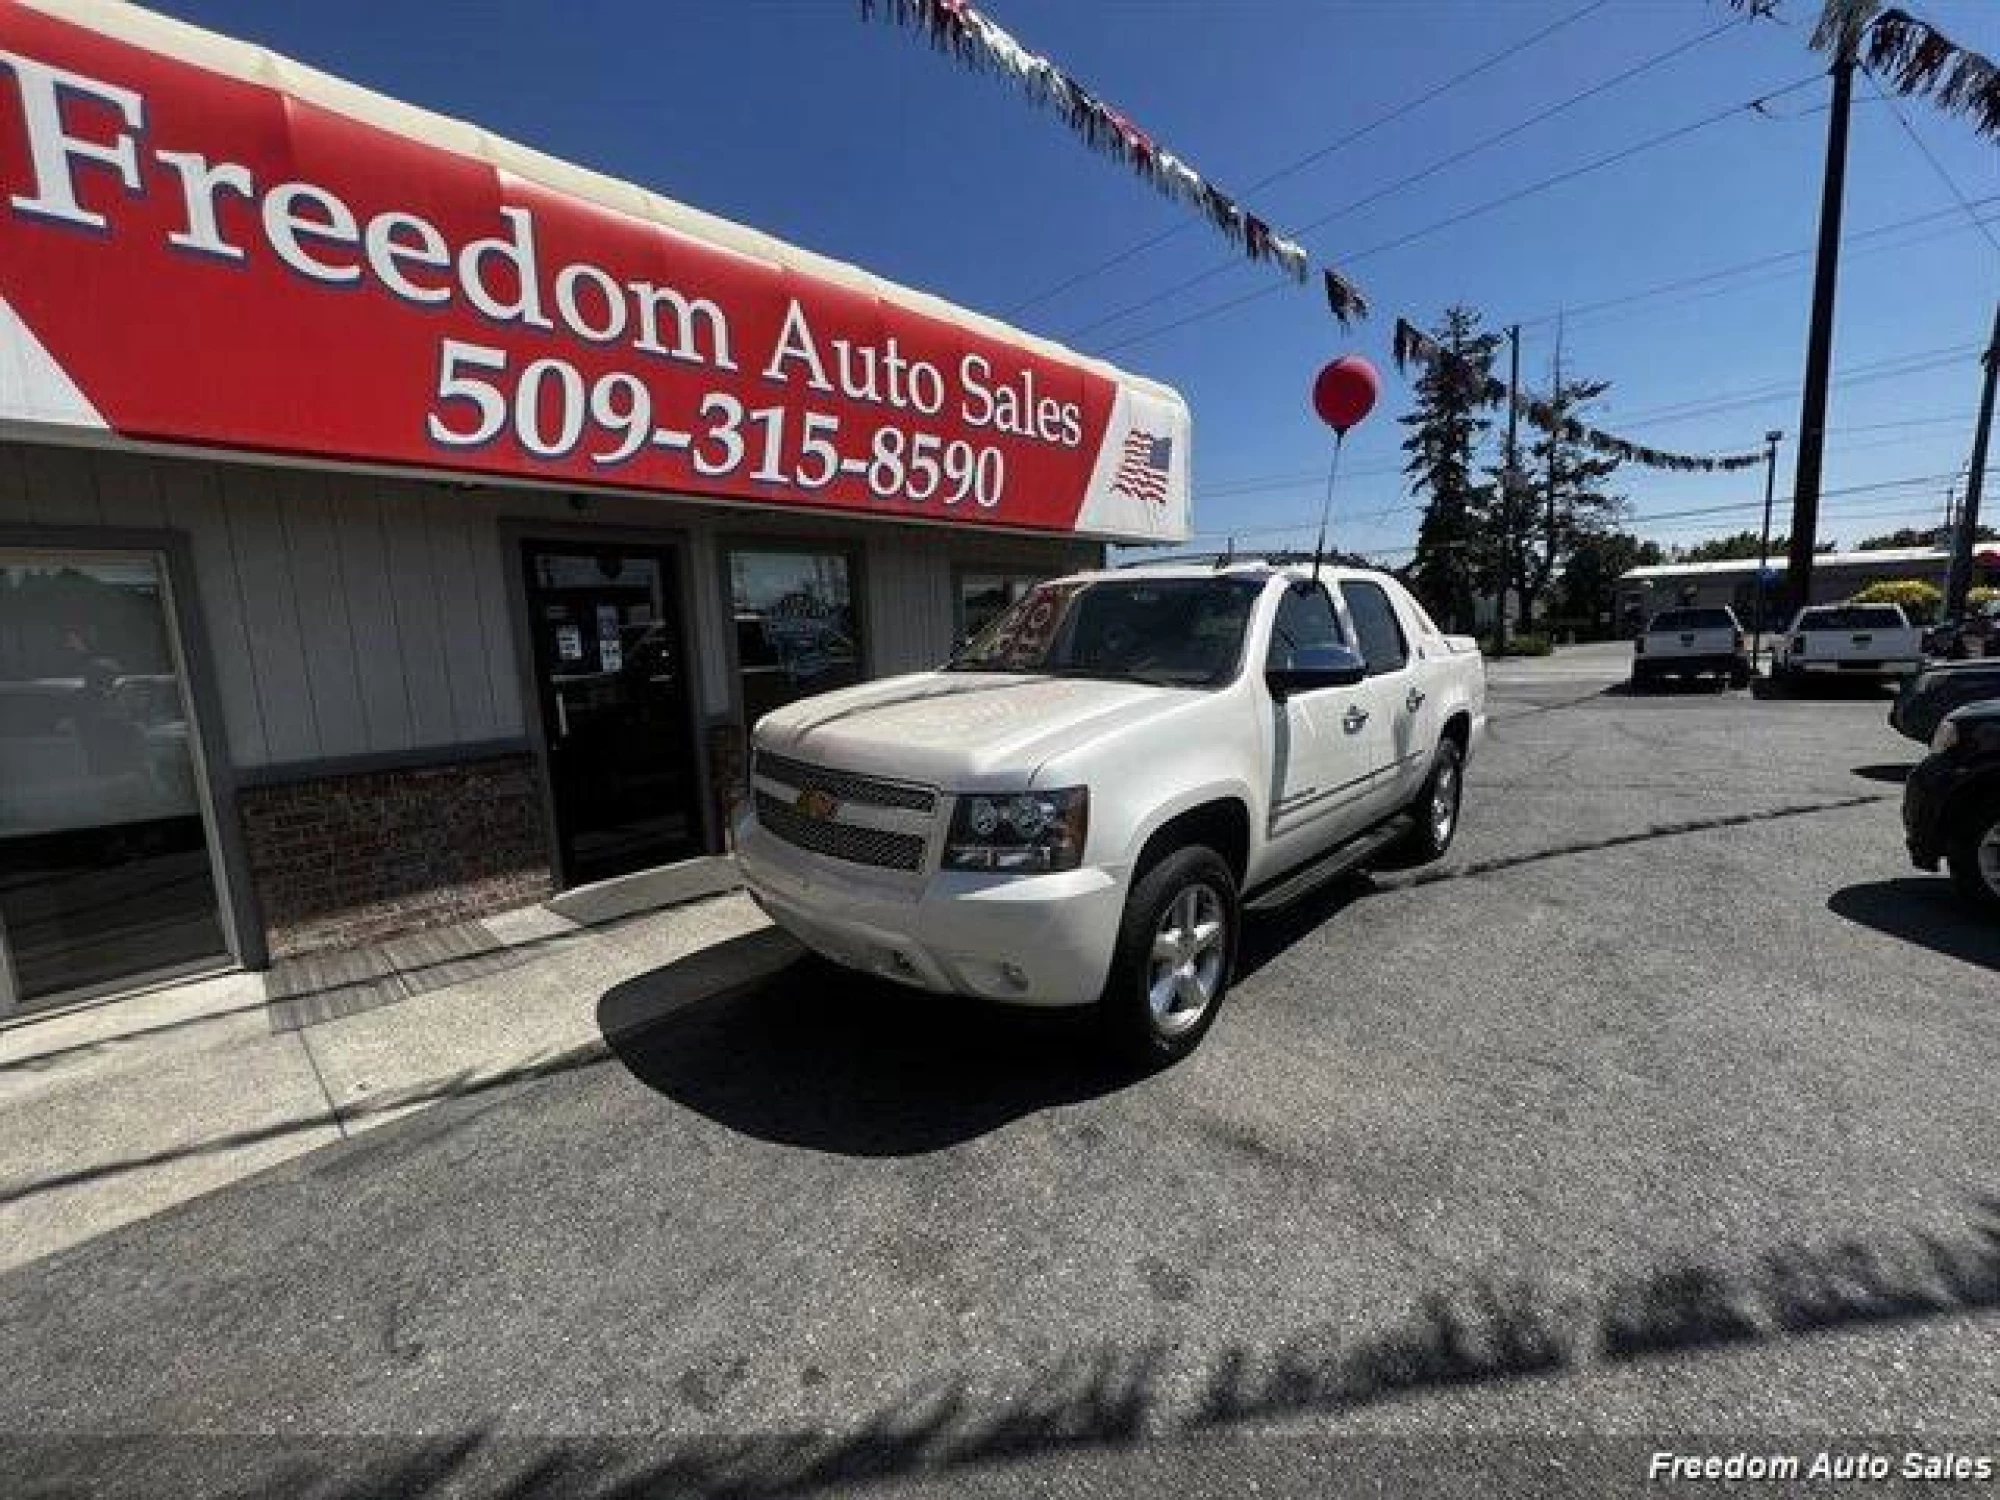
xmin=795 ymin=787 xmax=839 ymax=821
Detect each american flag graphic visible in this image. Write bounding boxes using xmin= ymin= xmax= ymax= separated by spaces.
xmin=1109 ymin=431 xmax=1173 ymax=505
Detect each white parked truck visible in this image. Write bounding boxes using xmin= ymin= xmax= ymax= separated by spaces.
xmin=1632 ymin=606 xmax=1751 ymax=691
xmin=1773 ymin=603 xmax=1924 ymax=687
xmin=734 ymin=562 xmax=1487 ymax=1063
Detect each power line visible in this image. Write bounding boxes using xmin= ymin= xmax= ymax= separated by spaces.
xmin=1201 ymin=417 xmax=1971 ymax=509
xmin=1613 ymin=345 xmax=1982 ymax=430
xmin=1520 ymin=198 xmax=1999 ymax=333
xmin=1096 ymin=73 xmax=1823 ymax=356
xmin=1206 ymin=456 xmax=1407 ymax=499
xmin=1169 ymin=468 xmax=1992 ymax=552
xmin=1837 ymin=412 xmax=1977 ymax=433
xmin=1002 ymin=0 xmax=1614 ymax=318
xmin=1197 ymin=396 xmax=1975 ymax=509
xmin=1064 ymin=13 xmax=1745 ymax=341
xmin=1340 ymin=76 xmax=1821 ymax=270
xmin=1866 ymin=69 xmax=2000 ymax=259
xmin=1197 ymin=369 xmax=1980 ymax=506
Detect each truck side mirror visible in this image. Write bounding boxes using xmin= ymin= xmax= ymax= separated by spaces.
xmin=1266 ymin=643 xmax=1367 ymax=700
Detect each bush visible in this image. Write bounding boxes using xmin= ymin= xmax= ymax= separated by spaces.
xmin=1541 ymin=615 xmax=1595 ymax=643
xmin=1849 ymin=579 xmax=1942 ymax=623
xmin=1480 ymin=632 xmax=1553 ymax=657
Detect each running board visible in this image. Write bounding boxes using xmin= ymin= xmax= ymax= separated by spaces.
xmin=1243 ymin=815 xmax=1415 ymax=912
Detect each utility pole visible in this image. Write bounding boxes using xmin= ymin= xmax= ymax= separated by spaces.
xmin=1944 ymin=300 xmax=1999 ymax=621
xmin=1540 ymin=327 xmax=1564 ymax=635
xmin=1787 ymin=40 xmax=1856 ymax=616
xmin=1751 ymin=429 xmax=1784 ymax=668
xmin=1499 ymin=323 xmax=1521 ymax=655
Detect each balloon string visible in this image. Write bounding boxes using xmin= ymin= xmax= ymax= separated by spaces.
xmin=1311 ymin=429 xmax=1345 ymax=584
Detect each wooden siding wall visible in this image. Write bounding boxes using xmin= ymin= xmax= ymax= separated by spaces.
xmin=0 ymin=442 xmax=1098 ymax=771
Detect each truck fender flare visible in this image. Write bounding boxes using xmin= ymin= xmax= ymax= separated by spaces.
xmin=1125 ymin=782 xmax=1258 ymax=887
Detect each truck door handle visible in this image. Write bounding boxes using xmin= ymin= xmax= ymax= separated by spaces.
xmin=1343 ymin=705 xmax=1370 ymax=733
xmin=1406 ymin=687 xmax=1426 ymax=712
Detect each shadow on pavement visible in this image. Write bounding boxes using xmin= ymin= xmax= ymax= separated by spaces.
xmin=598 ymin=946 xmax=1129 ymax=1157
xmin=1617 ymin=677 xmax=1738 ymax=698
xmin=1237 ymin=872 xmax=1373 ymax=980
xmin=1753 ymin=676 xmax=1899 ymax=702
xmin=1827 ymin=878 xmax=2000 ymax=972
xmin=1849 ymin=763 xmax=1915 ymax=784
xmin=14 ymin=1198 xmax=1998 ymax=1499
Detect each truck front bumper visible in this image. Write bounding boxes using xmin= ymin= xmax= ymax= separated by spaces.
xmin=734 ymin=822 xmax=1127 ymax=1009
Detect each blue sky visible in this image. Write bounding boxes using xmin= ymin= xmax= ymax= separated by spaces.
xmin=154 ymin=0 xmax=1998 ymax=559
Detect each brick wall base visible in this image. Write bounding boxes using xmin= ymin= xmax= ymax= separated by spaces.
xmin=239 ymin=754 xmax=554 ymax=961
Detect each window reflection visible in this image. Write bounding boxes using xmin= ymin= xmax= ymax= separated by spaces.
xmin=958 ymin=571 xmax=1047 ymax=644
xmin=0 ymin=556 xmax=224 ymax=1004
xmin=729 ymin=548 xmax=861 ymax=729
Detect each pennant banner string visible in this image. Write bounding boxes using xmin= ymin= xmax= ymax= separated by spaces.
xmin=1392 ymin=319 xmax=1766 ymax=473
xmin=857 ymin=0 xmax=1371 ymax=327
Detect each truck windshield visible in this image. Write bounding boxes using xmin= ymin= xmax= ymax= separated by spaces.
xmin=948 ymin=576 xmax=1261 ymax=689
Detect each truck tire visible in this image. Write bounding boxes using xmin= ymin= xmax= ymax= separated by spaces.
xmin=1392 ymin=736 xmax=1465 ymax=866
xmin=1098 ymin=845 xmax=1238 ymax=1067
xmin=1946 ymin=796 xmax=2000 ymax=917
xmin=1630 ymin=664 xmax=1654 ymax=693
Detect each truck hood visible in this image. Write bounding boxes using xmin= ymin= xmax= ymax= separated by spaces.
xmin=752 ymin=671 xmax=1199 ymax=787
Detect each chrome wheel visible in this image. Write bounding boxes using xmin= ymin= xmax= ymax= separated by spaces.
xmin=1147 ymin=883 xmax=1227 ymax=1038
xmin=1430 ymin=759 xmax=1461 ymax=847
xmin=1981 ymin=823 xmax=2000 ymax=897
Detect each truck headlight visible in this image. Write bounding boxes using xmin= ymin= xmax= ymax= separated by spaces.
xmin=944 ymin=788 xmax=1088 ymax=873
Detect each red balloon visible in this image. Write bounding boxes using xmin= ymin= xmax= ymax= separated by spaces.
xmin=1312 ymin=355 xmax=1380 ymax=436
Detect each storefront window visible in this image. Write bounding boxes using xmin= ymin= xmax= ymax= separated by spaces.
xmin=957 ymin=571 xmax=1047 ymax=643
xmin=729 ymin=548 xmax=862 ymax=729
xmin=0 ymin=553 xmax=227 ymax=1007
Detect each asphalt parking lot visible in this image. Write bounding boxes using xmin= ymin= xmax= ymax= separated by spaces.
xmin=4 ymin=642 xmax=1997 ymax=1497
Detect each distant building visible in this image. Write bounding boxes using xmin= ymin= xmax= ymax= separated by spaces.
xmin=1616 ymin=545 xmax=1998 ymax=628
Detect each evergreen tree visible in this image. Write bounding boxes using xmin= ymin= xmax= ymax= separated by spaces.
xmin=1401 ymin=306 xmax=1499 ymax=632
xmin=1555 ymin=530 xmax=1663 ymax=634
xmin=1514 ymin=351 xmax=1625 ymax=626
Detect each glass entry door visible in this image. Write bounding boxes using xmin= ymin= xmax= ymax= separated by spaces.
xmin=521 ymin=542 xmax=704 ymax=887
xmin=0 ymin=551 xmax=229 ymax=1010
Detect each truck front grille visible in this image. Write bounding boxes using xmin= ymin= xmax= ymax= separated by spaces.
xmin=753 ymin=791 xmax=927 ymax=872
xmin=753 ymin=750 xmax=937 ymax=813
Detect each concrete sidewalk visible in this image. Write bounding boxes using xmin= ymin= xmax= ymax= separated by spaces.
xmin=0 ymin=888 xmax=800 ymax=1275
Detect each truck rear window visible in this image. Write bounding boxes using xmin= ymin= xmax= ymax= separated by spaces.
xmin=1648 ymin=609 xmax=1734 ymax=632
xmin=1797 ymin=606 xmax=1903 ymax=631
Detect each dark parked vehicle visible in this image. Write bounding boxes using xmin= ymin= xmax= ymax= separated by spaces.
xmin=1925 ymin=601 xmax=1999 ymax=661
xmin=1890 ymin=661 xmax=2000 ymax=744
xmin=1904 ymin=698 xmax=2000 ymax=915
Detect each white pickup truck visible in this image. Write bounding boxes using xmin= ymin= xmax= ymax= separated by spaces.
xmin=734 ymin=562 xmax=1486 ymax=1063
xmin=1631 ymin=606 xmax=1751 ymax=691
xmin=1772 ymin=602 xmax=1924 ymax=688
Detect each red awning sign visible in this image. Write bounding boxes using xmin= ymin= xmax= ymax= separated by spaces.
xmin=0 ymin=2 xmax=1190 ymax=542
